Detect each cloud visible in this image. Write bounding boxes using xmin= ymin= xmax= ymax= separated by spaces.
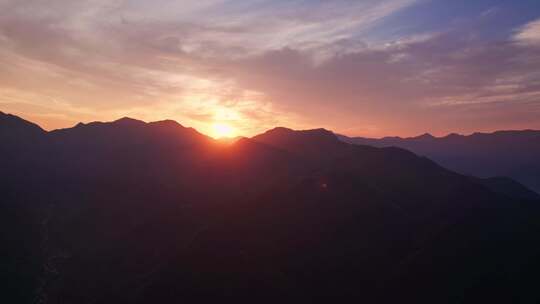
xmin=222 ymin=22 xmax=540 ymax=135
xmin=0 ymin=0 xmax=539 ymax=136
xmin=514 ymin=19 xmax=540 ymax=47
xmin=0 ymin=0 xmax=418 ymax=134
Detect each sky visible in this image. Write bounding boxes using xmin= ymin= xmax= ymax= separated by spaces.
xmin=0 ymin=0 xmax=539 ymax=138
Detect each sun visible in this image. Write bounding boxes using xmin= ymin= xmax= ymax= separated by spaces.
xmin=212 ymin=123 xmax=236 ymax=138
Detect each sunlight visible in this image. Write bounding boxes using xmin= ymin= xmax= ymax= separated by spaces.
xmin=212 ymin=123 xmax=236 ymax=138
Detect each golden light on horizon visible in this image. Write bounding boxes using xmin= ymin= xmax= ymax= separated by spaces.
xmin=211 ymin=123 xmax=236 ymax=138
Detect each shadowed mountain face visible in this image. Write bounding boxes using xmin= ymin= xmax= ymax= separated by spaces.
xmin=0 ymin=111 xmax=45 ymax=138
xmin=339 ymin=131 xmax=540 ymax=194
xmin=2 ymin=113 xmax=540 ymax=303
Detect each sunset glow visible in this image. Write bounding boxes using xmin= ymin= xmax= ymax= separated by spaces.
xmin=2 ymin=2 xmax=540 ymax=302
xmin=212 ymin=123 xmax=236 ymax=139
xmin=0 ymin=1 xmax=539 ymax=137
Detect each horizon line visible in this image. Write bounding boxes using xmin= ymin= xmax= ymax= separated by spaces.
xmin=3 ymin=110 xmax=540 ymax=140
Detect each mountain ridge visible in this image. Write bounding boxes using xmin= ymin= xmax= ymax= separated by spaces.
xmin=339 ymin=129 xmax=540 ymax=193
xmin=2 ymin=111 xmax=540 ymax=303
xmin=349 ymin=129 xmax=540 ymax=141
xmin=2 ymin=110 xmax=537 ymax=197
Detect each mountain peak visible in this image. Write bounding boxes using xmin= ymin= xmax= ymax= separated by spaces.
xmin=415 ymin=133 xmax=435 ymax=140
xmin=260 ymin=127 xmax=294 ymax=135
xmin=148 ymin=119 xmax=183 ymax=128
xmin=252 ymin=127 xmax=341 ymax=155
xmin=0 ymin=112 xmax=45 ymax=138
xmin=113 ymin=117 xmax=146 ymax=126
xmin=262 ymin=127 xmax=336 ymax=137
xmin=444 ymin=133 xmax=462 ymax=139
xmin=255 ymin=127 xmax=338 ymax=143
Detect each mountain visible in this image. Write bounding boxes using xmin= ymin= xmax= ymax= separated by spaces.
xmin=0 ymin=112 xmax=49 ymax=304
xmin=339 ymin=130 xmax=540 ymax=194
xmin=1 ymin=113 xmax=540 ymax=303
xmin=0 ymin=111 xmax=45 ymax=138
xmin=477 ymin=177 xmax=540 ymax=201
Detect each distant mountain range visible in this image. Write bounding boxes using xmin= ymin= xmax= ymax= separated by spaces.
xmin=339 ymin=131 xmax=540 ymax=194
xmin=1 ymin=111 xmax=540 ymax=303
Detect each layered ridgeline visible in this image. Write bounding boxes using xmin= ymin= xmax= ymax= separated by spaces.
xmin=339 ymin=131 xmax=540 ymax=194
xmin=1 ymin=112 xmax=540 ymax=303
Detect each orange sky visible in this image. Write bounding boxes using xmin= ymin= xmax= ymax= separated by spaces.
xmin=1 ymin=0 xmax=539 ymax=138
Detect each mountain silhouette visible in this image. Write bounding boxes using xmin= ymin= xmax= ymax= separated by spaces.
xmin=478 ymin=176 xmax=540 ymax=200
xmin=1 ymin=113 xmax=540 ymax=303
xmin=340 ymin=130 xmax=540 ymax=194
xmin=0 ymin=111 xmax=45 ymax=138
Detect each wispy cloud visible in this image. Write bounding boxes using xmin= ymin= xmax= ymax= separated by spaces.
xmin=0 ymin=0 xmax=539 ymax=136
xmin=514 ymin=18 xmax=540 ymax=47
